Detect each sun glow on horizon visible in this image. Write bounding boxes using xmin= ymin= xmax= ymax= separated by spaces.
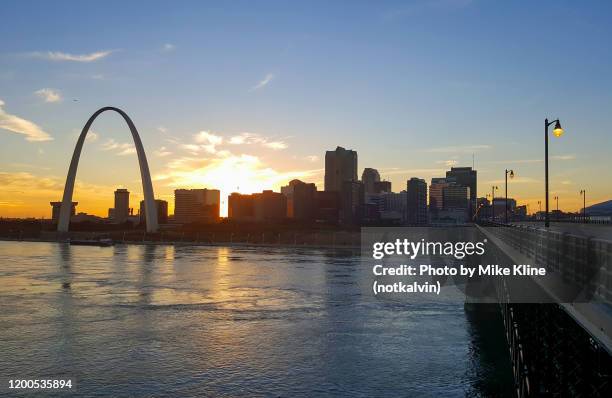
xmin=156 ymin=153 xmax=321 ymax=217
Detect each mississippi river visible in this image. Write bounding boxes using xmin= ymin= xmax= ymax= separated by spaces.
xmin=0 ymin=241 xmax=512 ymax=397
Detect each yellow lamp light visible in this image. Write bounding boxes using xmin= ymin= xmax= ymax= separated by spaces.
xmin=553 ymin=120 xmax=564 ymax=137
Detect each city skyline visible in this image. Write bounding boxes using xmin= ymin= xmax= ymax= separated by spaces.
xmin=2 ymin=1 xmax=612 ymax=217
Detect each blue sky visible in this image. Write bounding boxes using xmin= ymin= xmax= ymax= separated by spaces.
xmin=1 ymin=0 xmax=611 ymax=217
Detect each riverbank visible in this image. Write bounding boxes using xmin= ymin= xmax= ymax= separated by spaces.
xmin=0 ymin=236 xmax=362 ymax=251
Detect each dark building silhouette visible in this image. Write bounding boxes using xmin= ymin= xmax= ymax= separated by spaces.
xmin=228 ymin=193 xmax=255 ymax=221
xmin=340 ymin=180 xmax=364 ymax=225
xmin=139 ymin=199 xmax=168 ymax=225
xmin=253 ymin=190 xmax=287 ymax=221
xmin=174 ymin=188 xmax=220 ymax=224
xmin=406 ymin=178 xmax=427 ymax=225
xmin=362 ymin=168 xmax=381 ymax=194
xmin=113 ymin=188 xmax=130 ymax=223
xmin=443 ymin=183 xmax=470 ymax=210
xmin=373 ymin=180 xmax=392 ymax=193
xmin=476 ymin=197 xmax=492 ymax=220
xmin=493 ymin=197 xmax=516 ymax=219
xmin=446 ymin=167 xmax=477 ymax=211
xmin=325 ymin=146 xmax=357 ymax=192
xmin=281 ymin=179 xmax=316 ymax=221
xmin=315 ymin=191 xmax=340 ymax=223
xmin=50 ymin=201 xmax=77 ymax=223
xmin=429 ymin=177 xmax=449 ymax=212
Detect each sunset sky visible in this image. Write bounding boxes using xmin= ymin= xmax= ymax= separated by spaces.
xmin=1 ymin=0 xmax=611 ymax=218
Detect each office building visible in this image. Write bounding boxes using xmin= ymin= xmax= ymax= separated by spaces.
xmin=228 ymin=193 xmax=255 ymax=221
xmin=174 ymin=188 xmax=220 ymax=224
xmin=253 ymin=190 xmax=287 ymax=221
xmin=368 ymin=191 xmax=407 ymax=224
xmin=362 ymin=168 xmax=381 ymax=194
xmin=50 ymin=201 xmax=77 ymax=223
xmin=340 ymin=180 xmax=364 ymax=225
xmin=324 ymin=146 xmax=358 ymax=192
xmin=429 ymin=178 xmax=450 ymax=211
xmin=113 ymin=188 xmax=130 ymax=223
xmin=373 ymin=180 xmax=392 ymax=193
xmin=315 ymin=191 xmax=340 ymax=223
xmin=406 ymin=178 xmax=428 ymax=225
xmin=446 ymin=167 xmax=477 ymax=210
xmin=281 ymin=179 xmax=316 ymax=221
xmin=443 ymin=183 xmax=470 ymax=210
xmin=139 ymin=199 xmax=169 ymax=225
xmin=493 ymin=198 xmax=516 ymax=220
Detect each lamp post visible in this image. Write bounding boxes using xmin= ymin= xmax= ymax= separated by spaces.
xmin=580 ymin=189 xmax=586 ymax=222
xmin=505 ymin=169 xmax=514 ymax=224
xmin=491 ymin=185 xmax=499 ymax=222
xmin=544 ymin=118 xmax=564 ymax=227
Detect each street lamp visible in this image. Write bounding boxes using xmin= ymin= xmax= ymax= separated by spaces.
xmin=505 ymin=169 xmax=514 ymax=224
xmin=580 ymin=189 xmax=586 ymax=222
xmin=544 ymin=118 xmax=564 ymax=227
xmin=491 ymin=185 xmax=499 ymax=222
xmin=553 ymin=195 xmax=559 ymax=220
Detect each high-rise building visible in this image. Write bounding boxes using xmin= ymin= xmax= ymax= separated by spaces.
xmin=139 ymin=199 xmax=169 ymax=225
xmin=366 ymin=191 xmax=407 ymax=224
xmin=174 ymin=188 xmax=220 ymax=224
xmin=443 ymin=183 xmax=470 ymax=210
xmin=373 ymin=180 xmax=392 ymax=193
xmin=406 ymin=178 xmax=427 ymax=225
xmin=228 ymin=193 xmax=255 ymax=221
xmin=281 ymin=179 xmax=317 ymax=221
xmin=493 ymin=197 xmax=516 ymax=219
xmin=50 ymin=201 xmax=77 ymax=223
xmin=446 ymin=167 xmax=477 ymax=210
xmin=324 ymin=146 xmax=358 ymax=192
xmin=340 ymin=180 xmax=364 ymax=225
xmin=429 ymin=177 xmax=450 ymax=211
xmin=113 ymin=189 xmax=130 ymax=223
xmin=361 ymin=168 xmax=381 ymax=194
xmin=253 ymin=190 xmax=287 ymax=221
xmin=315 ymin=191 xmax=340 ymax=223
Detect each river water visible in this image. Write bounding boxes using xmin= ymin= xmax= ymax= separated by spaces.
xmin=0 ymin=241 xmax=512 ymax=397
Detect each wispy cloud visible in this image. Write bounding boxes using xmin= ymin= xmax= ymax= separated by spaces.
xmin=161 ymin=43 xmax=175 ymax=52
xmin=377 ymin=167 xmax=446 ymax=176
xmin=488 ymin=176 xmax=540 ymax=184
xmin=426 ymin=144 xmax=491 ymax=153
xmin=34 ymin=88 xmax=62 ymax=103
xmin=154 ymin=146 xmax=172 ymax=157
xmin=488 ymin=154 xmax=576 ymax=164
xmin=250 ymin=73 xmax=275 ymax=91
xmin=183 ymin=131 xmax=224 ymax=154
xmin=228 ymin=132 xmax=287 ymax=150
xmin=0 ymin=99 xmax=52 ymax=142
xmin=435 ymin=159 xmax=458 ymax=167
xmin=306 ymin=155 xmax=320 ymax=163
xmin=100 ymin=138 xmax=136 ymax=156
xmin=552 ymin=154 xmax=576 ymax=161
xmin=29 ymin=50 xmax=113 ymax=62
xmin=86 ymin=131 xmax=99 ymax=142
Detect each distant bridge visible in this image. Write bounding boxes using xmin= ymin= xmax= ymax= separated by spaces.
xmin=477 ymin=223 xmax=612 ymax=397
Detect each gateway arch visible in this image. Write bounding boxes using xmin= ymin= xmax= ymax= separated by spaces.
xmin=57 ymin=107 xmax=159 ymax=233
